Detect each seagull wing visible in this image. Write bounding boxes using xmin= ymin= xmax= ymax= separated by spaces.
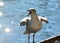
xmin=20 ymin=17 xmax=31 ymax=26
xmin=38 ymin=16 xmax=48 ymax=23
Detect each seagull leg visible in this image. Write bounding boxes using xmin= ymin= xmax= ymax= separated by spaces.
xmin=28 ymin=34 xmax=30 ymax=43
xmin=33 ymin=33 xmax=35 ymax=43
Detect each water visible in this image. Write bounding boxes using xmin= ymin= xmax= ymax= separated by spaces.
xmin=0 ymin=0 xmax=60 ymax=43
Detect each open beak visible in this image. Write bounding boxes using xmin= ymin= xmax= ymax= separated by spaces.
xmin=27 ymin=10 xmax=31 ymax=16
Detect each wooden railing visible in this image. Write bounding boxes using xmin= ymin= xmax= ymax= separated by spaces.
xmin=37 ymin=34 xmax=60 ymax=43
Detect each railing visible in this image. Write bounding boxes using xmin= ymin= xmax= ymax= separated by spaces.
xmin=37 ymin=34 xmax=60 ymax=43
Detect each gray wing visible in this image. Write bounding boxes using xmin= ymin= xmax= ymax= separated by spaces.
xmin=38 ymin=16 xmax=48 ymax=23
xmin=20 ymin=17 xmax=31 ymax=26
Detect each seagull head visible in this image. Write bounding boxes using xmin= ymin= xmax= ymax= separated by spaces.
xmin=27 ymin=8 xmax=36 ymax=16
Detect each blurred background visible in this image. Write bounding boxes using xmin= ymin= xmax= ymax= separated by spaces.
xmin=0 ymin=0 xmax=60 ymax=43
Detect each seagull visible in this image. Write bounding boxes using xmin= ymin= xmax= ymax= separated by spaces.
xmin=20 ymin=8 xmax=48 ymax=43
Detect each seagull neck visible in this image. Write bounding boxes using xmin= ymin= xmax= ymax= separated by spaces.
xmin=31 ymin=13 xmax=39 ymax=21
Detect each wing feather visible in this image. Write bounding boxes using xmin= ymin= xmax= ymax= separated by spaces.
xmin=20 ymin=17 xmax=31 ymax=26
xmin=38 ymin=16 xmax=48 ymax=23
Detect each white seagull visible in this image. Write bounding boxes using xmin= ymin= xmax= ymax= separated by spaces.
xmin=20 ymin=8 xmax=48 ymax=43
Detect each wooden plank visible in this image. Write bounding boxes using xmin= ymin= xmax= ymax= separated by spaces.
xmin=37 ymin=34 xmax=60 ymax=43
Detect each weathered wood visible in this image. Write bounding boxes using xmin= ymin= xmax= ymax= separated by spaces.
xmin=37 ymin=34 xmax=60 ymax=43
